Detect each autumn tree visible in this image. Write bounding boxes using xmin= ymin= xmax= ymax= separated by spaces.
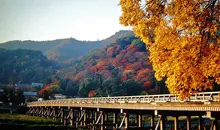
xmin=120 ymin=0 xmax=220 ymax=98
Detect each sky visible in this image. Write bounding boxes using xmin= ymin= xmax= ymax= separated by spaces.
xmin=0 ymin=0 xmax=131 ymax=43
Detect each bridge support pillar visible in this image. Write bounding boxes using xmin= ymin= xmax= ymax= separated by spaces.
xmin=101 ymin=111 xmax=105 ymax=130
xmin=43 ymin=107 xmax=47 ymax=117
xmin=83 ymin=110 xmax=87 ymax=127
xmin=46 ymin=108 xmax=51 ymax=118
xmin=39 ymin=107 xmax=43 ymax=117
xmin=79 ymin=110 xmax=83 ymax=126
xmin=151 ymin=114 xmax=155 ymax=129
xmin=125 ymin=113 xmax=129 ymax=129
xmin=174 ymin=116 xmax=179 ymax=130
xmin=211 ymin=118 xmax=219 ymax=130
xmin=186 ymin=116 xmax=191 ymax=130
xmin=113 ymin=112 xmax=118 ymax=128
xmin=89 ymin=110 xmax=93 ymax=121
xmin=138 ymin=114 xmax=142 ymax=127
xmin=51 ymin=108 xmax=56 ymax=120
xmin=70 ymin=109 xmax=74 ymax=126
xmin=92 ymin=111 xmax=98 ymax=130
xmin=198 ymin=115 xmax=203 ymax=130
xmin=76 ymin=109 xmax=82 ymax=128
xmin=160 ymin=115 xmax=165 ymax=130
xmin=60 ymin=108 xmax=64 ymax=123
xmin=94 ymin=111 xmax=98 ymax=121
xmin=104 ymin=112 xmax=108 ymax=122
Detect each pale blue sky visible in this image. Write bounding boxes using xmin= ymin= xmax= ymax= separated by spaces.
xmin=0 ymin=0 xmax=131 ymax=43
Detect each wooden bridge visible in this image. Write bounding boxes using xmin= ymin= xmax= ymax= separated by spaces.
xmin=27 ymin=91 xmax=220 ymax=130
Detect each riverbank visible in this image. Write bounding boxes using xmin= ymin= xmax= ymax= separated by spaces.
xmin=0 ymin=113 xmax=74 ymax=130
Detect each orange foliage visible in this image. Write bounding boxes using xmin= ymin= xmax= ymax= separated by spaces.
xmin=98 ymin=70 xmax=112 ymax=79
xmin=120 ymin=0 xmax=220 ymax=98
xmin=38 ymin=85 xmax=50 ymax=95
xmin=136 ymin=68 xmax=152 ymax=82
xmin=121 ymin=76 xmax=128 ymax=82
xmin=88 ymin=90 xmax=96 ymax=98
xmin=74 ymin=70 xmax=88 ymax=81
xmin=143 ymin=81 xmax=152 ymax=88
xmin=96 ymin=60 xmax=109 ymax=69
xmin=107 ymin=46 xmax=115 ymax=57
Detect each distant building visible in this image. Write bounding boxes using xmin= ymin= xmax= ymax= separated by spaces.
xmin=54 ymin=94 xmax=66 ymax=100
xmin=31 ymin=83 xmax=44 ymax=88
xmin=0 ymin=89 xmax=4 ymax=104
xmin=23 ymin=92 xmax=37 ymax=96
xmin=15 ymin=84 xmax=31 ymax=87
xmin=15 ymin=83 xmax=44 ymax=88
xmin=23 ymin=91 xmax=38 ymax=102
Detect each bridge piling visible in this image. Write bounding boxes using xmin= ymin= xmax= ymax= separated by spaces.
xmin=124 ymin=113 xmax=129 ymax=129
xmin=150 ymin=114 xmax=155 ymax=129
xmin=211 ymin=117 xmax=219 ymax=130
xmin=198 ymin=115 xmax=203 ymax=130
xmin=138 ymin=114 xmax=142 ymax=127
xmin=174 ymin=116 xmax=179 ymax=130
xmin=60 ymin=108 xmax=64 ymax=123
xmin=159 ymin=115 xmax=165 ymax=130
xmin=186 ymin=116 xmax=191 ymax=130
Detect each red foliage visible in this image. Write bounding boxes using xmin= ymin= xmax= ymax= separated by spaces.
xmin=124 ymin=63 xmax=133 ymax=70
xmin=98 ymin=70 xmax=112 ymax=79
xmin=88 ymin=90 xmax=96 ymax=98
xmin=136 ymin=68 xmax=152 ymax=82
xmin=126 ymin=45 xmax=139 ymax=53
xmin=112 ymin=58 xmax=120 ymax=67
xmin=121 ymin=76 xmax=128 ymax=82
xmin=107 ymin=46 xmax=115 ymax=57
xmin=90 ymin=66 xmax=98 ymax=74
xmin=120 ymin=50 xmax=126 ymax=55
xmin=38 ymin=85 xmax=50 ymax=96
xmin=121 ymin=58 xmax=127 ymax=63
xmin=74 ymin=70 xmax=88 ymax=81
xmin=143 ymin=81 xmax=152 ymax=88
xmin=96 ymin=60 xmax=109 ymax=69
xmin=202 ymin=47 xmax=210 ymax=56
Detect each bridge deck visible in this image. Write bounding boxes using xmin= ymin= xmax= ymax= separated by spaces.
xmin=28 ymin=102 xmax=220 ymax=112
xmin=28 ymin=91 xmax=220 ymax=112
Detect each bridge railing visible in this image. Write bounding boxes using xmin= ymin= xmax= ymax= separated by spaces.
xmin=28 ymin=91 xmax=220 ymax=106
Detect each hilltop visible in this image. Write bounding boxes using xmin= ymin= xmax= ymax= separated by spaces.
xmin=0 ymin=30 xmax=134 ymax=65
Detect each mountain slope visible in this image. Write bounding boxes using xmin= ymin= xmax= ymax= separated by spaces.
xmin=55 ymin=36 xmax=167 ymax=97
xmin=0 ymin=48 xmax=56 ymax=84
xmin=0 ymin=30 xmax=134 ymax=63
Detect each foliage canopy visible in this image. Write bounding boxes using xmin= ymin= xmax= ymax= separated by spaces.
xmin=120 ymin=0 xmax=220 ymax=98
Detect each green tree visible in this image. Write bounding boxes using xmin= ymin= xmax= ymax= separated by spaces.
xmin=12 ymin=89 xmax=25 ymax=106
xmin=101 ymin=77 xmax=123 ymax=96
xmin=2 ymin=88 xmax=10 ymax=105
xmin=78 ymin=78 xmax=96 ymax=97
xmin=123 ymin=79 xmax=142 ymax=96
xmin=43 ymin=90 xmax=49 ymax=100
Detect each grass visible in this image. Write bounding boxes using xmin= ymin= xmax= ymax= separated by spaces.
xmin=0 ymin=113 xmax=59 ymax=124
xmin=0 ymin=113 xmax=74 ymax=130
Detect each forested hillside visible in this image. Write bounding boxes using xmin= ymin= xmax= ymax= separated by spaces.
xmin=0 ymin=39 xmax=102 ymax=62
xmin=0 ymin=30 xmax=134 ymax=66
xmin=53 ymin=36 xmax=167 ymax=97
xmin=0 ymin=49 xmax=56 ymax=85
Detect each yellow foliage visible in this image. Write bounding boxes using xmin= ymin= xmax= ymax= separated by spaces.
xmin=120 ymin=0 xmax=220 ymax=98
